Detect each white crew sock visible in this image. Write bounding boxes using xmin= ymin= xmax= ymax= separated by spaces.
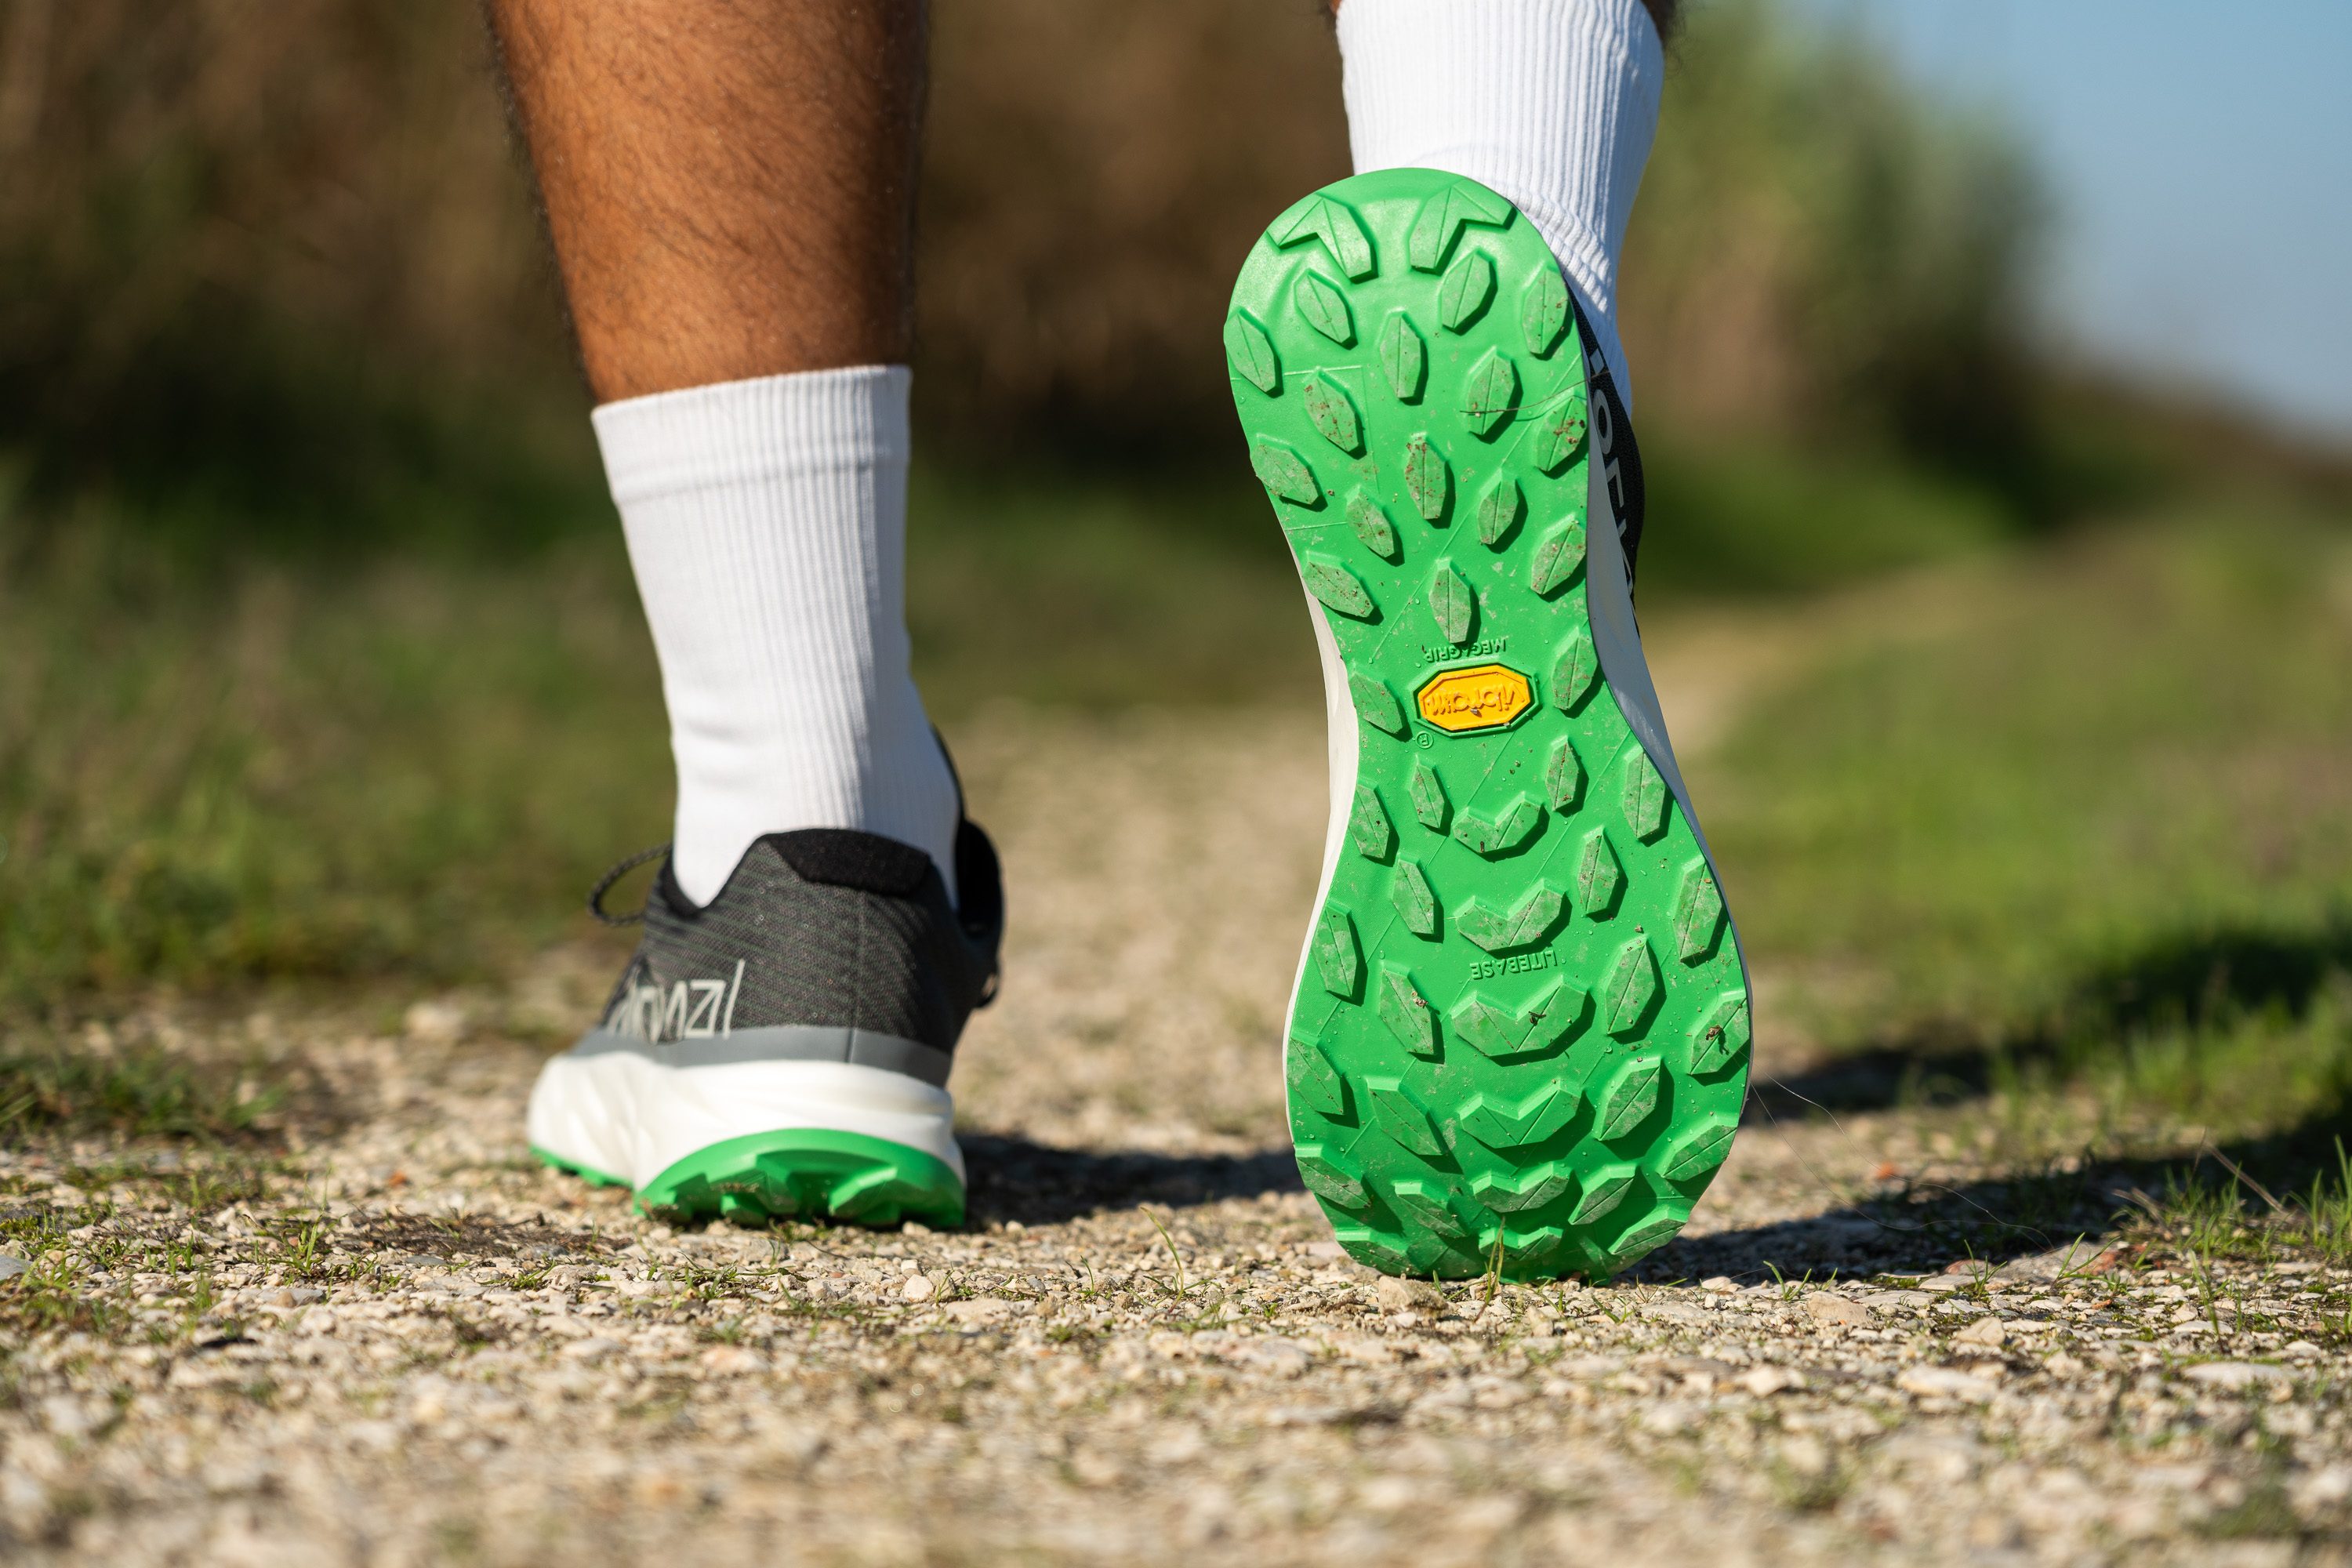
xmin=592 ymin=365 xmax=958 ymax=908
xmin=1338 ymin=0 xmax=1664 ymax=406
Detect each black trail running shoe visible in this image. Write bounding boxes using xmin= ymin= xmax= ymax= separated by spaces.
xmin=526 ymin=818 xmax=1004 ymax=1228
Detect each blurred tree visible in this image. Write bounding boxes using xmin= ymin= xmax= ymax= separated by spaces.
xmin=0 ymin=0 xmax=2042 ymax=517
xmin=0 ymin=0 xmax=568 ymax=511
xmin=1623 ymin=0 xmax=2043 ymax=466
xmin=912 ymin=0 xmax=1349 ymax=448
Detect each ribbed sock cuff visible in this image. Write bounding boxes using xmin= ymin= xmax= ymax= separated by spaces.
xmin=590 ymin=365 xmax=956 ymax=909
xmin=592 ymin=365 xmax=913 ymax=505
xmin=1338 ymin=0 xmax=1664 ymax=402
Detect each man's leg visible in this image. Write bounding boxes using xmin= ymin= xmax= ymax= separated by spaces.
xmin=493 ymin=1 xmax=999 ymax=1227
xmin=487 ymin=0 xmax=923 ymax=400
xmin=486 ymin=0 xmax=954 ymax=904
xmin=1231 ymin=0 xmax=1752 ymax=1279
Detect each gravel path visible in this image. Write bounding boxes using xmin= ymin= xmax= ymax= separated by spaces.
xmin=3 ymin=708 xmax=2347 ymax=1566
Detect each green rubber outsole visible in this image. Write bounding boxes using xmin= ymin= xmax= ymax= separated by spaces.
xmin=530 ymin=1145 xmax=629 ymax=1190
xmin=1227 ymin=169 xmax=1753 ymax=1281
xmin=637 ymin=1129 xmax=966 ymax=1230
xmin=532 ymin=1131 xmax=965 ymax=1230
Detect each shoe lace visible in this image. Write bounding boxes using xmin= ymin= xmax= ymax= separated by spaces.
xmin=586 ymin=843 xmax=670 ymax=927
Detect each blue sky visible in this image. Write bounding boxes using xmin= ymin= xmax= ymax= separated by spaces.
xmin=1783 ymin=0 xmax=2352 ymax=441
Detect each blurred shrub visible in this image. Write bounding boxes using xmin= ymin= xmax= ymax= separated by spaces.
xmin=916 ymin=0 xmax=2043 ymax=466
xmin=913 ymin=0 xmax=1349 ymax=447
xmin=0 ymin=0 xmax=575 ymax=521
xmin=0 ymin=0 xmax=2038 ymax=499
xmin=1624 ymin=0 xmax=2043 ymax=466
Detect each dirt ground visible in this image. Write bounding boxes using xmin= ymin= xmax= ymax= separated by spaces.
xmin=2 ymin=699 xmax=2347 ymax=1566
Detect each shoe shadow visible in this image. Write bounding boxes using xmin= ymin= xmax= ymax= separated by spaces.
xmin=1628 ymin=1170 xmax=2125 ymax=1286
xmin=962 ymin=1126 xmax=2140 ymax=1278
xmin=959 ymin=1131 xmax=1303 ymax=1228
xmin=960 ymin=1128 xmax=2144 ymax=1282
xmin=964 ymin=1109 xmax=2344 ymax=1286
xmin=1629 ymin=1098 xmax=2352 ymax=1287
xmin=960 ymin=918 xmax=2352 ymax=1264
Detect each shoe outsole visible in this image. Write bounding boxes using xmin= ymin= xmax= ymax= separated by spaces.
xmin=636 ymin=1128 xmax=966 ymax=1230
xmin=529 ymin=1145 xmax=629 ymax=1190
xmin=533 ymin=1132 xmax=964 ymax=1229
xmin=1227 ymin=169 xmax=1752 ymax=1281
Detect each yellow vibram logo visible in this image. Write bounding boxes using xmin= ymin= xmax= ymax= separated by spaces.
xmin=1414 ymin=663 xmax=1534 ymax=733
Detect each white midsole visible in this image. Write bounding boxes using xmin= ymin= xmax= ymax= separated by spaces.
xmin=1282 ymin=588 xmax=1363 ymax=1133
xmin=524 ymin=1052 xmax=964 ymax=1189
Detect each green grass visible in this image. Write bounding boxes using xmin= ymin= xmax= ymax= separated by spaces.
xmin=907 ymin=462 xmax=1315 ymax=712
xmin=0 ymin=459 xmax=1319 ymax=1018
xmin=1638 ymin=430 xmax=2019 ymax=596
xmin=1707 ymin=505 xmax=2352 ymax=1037
xmin=1699 ymin=499 xmax=2352 ymax=1205
xmin=0 ymin=1041 xmax=292 ymax=1140
xmin=0 ymin=522 xmax=667 ymax=1010
xmin=2135 ymin=1144 xmax=2352 ymax=1271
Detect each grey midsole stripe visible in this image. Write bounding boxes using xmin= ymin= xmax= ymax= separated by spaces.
xmin=565 ymin=1026 xmax=953 ymax=1087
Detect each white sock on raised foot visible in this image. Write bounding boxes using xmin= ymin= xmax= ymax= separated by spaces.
xmin=1338 ymin=0 xmax=1664 ymax=407
xmin=592 ymin=365 xmax=958 ymax=908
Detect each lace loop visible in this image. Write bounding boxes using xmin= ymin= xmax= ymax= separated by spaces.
xmin=586 ymin=843 xmax=670 ymax=927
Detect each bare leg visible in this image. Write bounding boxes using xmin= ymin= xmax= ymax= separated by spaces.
xmin=485 ymin=0 xmax=927 ymax=401
xmin=483 ymin=0 xmax=964 ymax=907
xmin=499 ymin=0 xmax=980 ymax=1218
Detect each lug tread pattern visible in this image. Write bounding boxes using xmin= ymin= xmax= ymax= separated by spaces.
xmin=1251 ymin=440 xmax=1319 ymax=506
xmin=1347 ymin=489 xmax=1400 ymax=561
xmin=1286 ymin=1030 xmax=1351 ymax=1120
xmin=1303 ymin=375 xmax=1363 ymax=453
xmin=1403 ymin=432 xmax=1450 ymax=521
xmin=1378 ymin=311 xmax=1427 ymax=401
xmin=1461 ymin=350 xmax=1520 ymax=440
xmin=1475 ymin=476 xmax=1526 ymax=549
xmin=1458 ymin=1078 xmax=1580 ymax=1149
xmin=1226 ymin=310 xmax=1281 ymax=393
xmin=1377 ymin=965 xmax=1440 ymax=1058
xmin=1521 ymin=265 xmax=1570 ymax=358
xmin=1351 ymin=673 xmax=1408 ymax=736
xmin=1230 ymin=170 xmax=1751 ymax=1279
xmin=1449 ymin=979 xmax=1584 ymax=1061
xmin=1450 ymin=793 xmax=1540 ymax=858
xmin=636 ymin=1135 xmax=965 ymax=1231
xmin=1349 ymin=785 xmax=1398 ymax=862
xmin=1530 ymin=516 xmax=1588 ymax=596
xmin=1391 ymin=858 xmax=1441 ymax=938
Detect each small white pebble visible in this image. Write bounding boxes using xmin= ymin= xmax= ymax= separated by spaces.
xmin=1954 ymin=1316 xmax=2009 ymax=1348
xmin=1802 ymin=1294 xmax=1871 ymax=1328
xmin=2183 ymin=1361 xmax=2291 ymax=1391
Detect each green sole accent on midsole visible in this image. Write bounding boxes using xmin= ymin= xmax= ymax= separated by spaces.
xmin=1226 ymin=169 xmax=1753 ymax=1282
xmin=636 ymin=1128 xmax=966 ymax=1231
xmin=530 ymin=1144 xmax=630 ymax=1191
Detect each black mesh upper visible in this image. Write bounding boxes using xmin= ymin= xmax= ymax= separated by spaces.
xmin=1571 ymin=296 xmax=1646 ymax=589
xmin=595 ymin=825 xmax=1004 ymax=1058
